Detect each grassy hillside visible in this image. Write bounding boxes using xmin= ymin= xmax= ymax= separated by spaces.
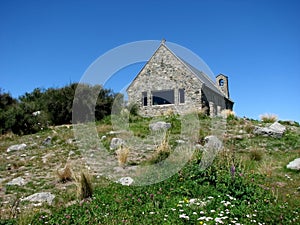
xmin=0 ymin=114 xmax=299 ymax=224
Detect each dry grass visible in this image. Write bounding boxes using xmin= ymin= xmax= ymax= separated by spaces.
xmin=260 ymin=113 xmax=278 ymax=123
xmin=148 ymin=133 xmax=171 ymax=164
xmin=249 ymin=148 xmax=264 ymax=161
xmin=155 ymin=132 xmax=170 ymax=154
xmin=116 ymin=145 xmax=130 ymax=168
xmin=57 ymin=163 xmax=73 ymax=183
xmin=75 ymin=171 xmax=93 ymax=200
xmin=96 ymin=124 xmax=113 ymax=134
xmin=221 ymin=109 xmax=235 ymax=118
xmin=258 ymin=159 xmax=274 ymax=177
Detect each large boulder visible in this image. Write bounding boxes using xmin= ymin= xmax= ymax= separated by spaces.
xmin=286 ymin=158 xmax=300 ymax=171
xmin=110 ymin=138 xmax=125 ymax=150
xmin=21 ymin=192 xmax=55 ymax=205
xmin=149 ymin=121 xmax=171 ymax=131
xmin=253 ymin=122 xmax=286 ymax=138
xmin=7 ymin=143 xmax=27 ymax=153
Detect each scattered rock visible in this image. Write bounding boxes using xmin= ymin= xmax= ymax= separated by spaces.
xmin=270 ymin=121 xmax=286 ymax=133
xmin=194 ymin=144 xmax=204 ymax=150
xmin=107 ymin=130 xmax=125 ymax=135
xmin=204 ymin=135 xmax=223 ymax=151
xmin=175 ymin=140 xmax=185 ymax=144
xmin=7 ymin=143 xmax=27 ymax=153
xmin=42 ymin=136 xmax=52 ymax=145
xmin=118 ymin=177 xmax=134 ymax=186
xmin=32 ymin=110 xmax=41 ymax=116
xmin=149 ymin=121 xmax=171 ymax=131
xmin=110 ymin=138 xmax=125 ymax=150
xmin=7 ymin=177 xmax=27 ymax=186
xmin=232 ymin=135 xmax=244 ymax=140
xmin=199 ymin=136 xmax=223 ymax=170
xmin=22 ymin=192 xmax=55 ymax=205
xmin=286 ymin=158 xmax=300 ymax=171
xmin=101 ymin=135 xmax=107 ymax=141
xmin=66 ymin=138 xmax=76 ymax=144
xmin=253 ymin=122 xmax=286 ymax=138
xmin=68 ymin=151 xmax=75 ymax=156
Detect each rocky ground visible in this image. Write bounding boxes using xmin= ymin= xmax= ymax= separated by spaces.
xmin=0 ymin=117 xmax=299 ymax=221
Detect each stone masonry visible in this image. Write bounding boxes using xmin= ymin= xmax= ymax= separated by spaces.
xmin=126 ymin=41 xmax=233 ymax=116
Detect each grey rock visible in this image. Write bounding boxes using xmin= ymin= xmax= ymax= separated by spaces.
xmin=149 ymin=121 xmax=171 ymax=131
xmin=22 ymin=192 xmax=55 ymax=205
xmin=175 ymin=140 xmax=185 ymax=144
xmin=101 ymin=135 xmax=107 ymax=141
xmin=110 ymin=138 xmax=125 ymax=150
xmin=254 ymin=122 xmax=286 ymax=138
xmin=270 ymin=122 xmax=286 ymax=133
xmin=66 ymin=139 xmax=76 ymax=144
xmin=204 ymin=135 xmax=223 ymax=150
xmin=118 ymin=177 xmax=134 ymax=186
xmin=32 ymin=110 xmax=41 ymax=116
xmin=200 ymin=136 xmax=223 ymax=170
xmin=287 ymin=158 xmax=300 ymax=171
xmin=194 ymin=144 xmax=204 ymax=150
xmin=7 ymin=177 xmax=27 ymax=186
xmin=43 ymin=136 xmax=52 ymax=145
xmin=7 ymin=143 xmax=27 ymax=153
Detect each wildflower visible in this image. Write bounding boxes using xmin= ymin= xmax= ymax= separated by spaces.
xmin=198 ymin=216 xmax=206 ymax=220
xmin=199 ymin=211 xmax=205 ymax=214
xmin=215 ymin=217 xmax=224 ymax=223
xmin=179 ymin=214 xmax=189 ymax=220
xmin=230 ymin=165 xmax=235 ymax=178
xmin=171 ymin=208 xmax=176 ymax=211
xmin=149 ymin=212 xmax=155 ymax=215
xmin=210 ymin=210 xmax=216 ymax=213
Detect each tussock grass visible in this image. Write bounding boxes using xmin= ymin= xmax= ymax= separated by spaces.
xmin=57 ymin=164 xmax=73 ymax=183
xmin=75 ymin=171 xmax=93 ymax=200
xmin=249 ymin=148 xmax=264 ymax=161
xmin=116 ymin=145 xmax=129 ymax=168
xmin=258 ymin=159 xmax=274 ymax=177
xmin=260 ymin=113 xmax=278 ymax=123
xmin=221 ymin=109 xmax=235 ymax=118
xmin=148 ymin=132 xmax=171 ymax=164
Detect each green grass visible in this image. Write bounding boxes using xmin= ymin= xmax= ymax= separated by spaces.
xmin=0 ymin=116 xmax=299 ymax=224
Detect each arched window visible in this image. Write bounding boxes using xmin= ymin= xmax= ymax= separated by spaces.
xmin=219 ymin=79 xmax=224 ymax=87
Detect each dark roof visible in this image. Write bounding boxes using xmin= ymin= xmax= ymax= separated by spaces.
xmin=179 ymin=59 xmax=225 ymax=96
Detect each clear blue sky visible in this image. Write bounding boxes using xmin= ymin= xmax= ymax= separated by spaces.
xmin=0 ymin=0 xmax=299 ymax=122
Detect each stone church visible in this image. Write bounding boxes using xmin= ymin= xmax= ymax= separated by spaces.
xmin=126 ymin=40 xmax=234 ymax=116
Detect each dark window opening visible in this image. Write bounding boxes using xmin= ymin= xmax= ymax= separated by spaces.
xmin=142 ymin=92 xmax=147 ymax=106
xmin=179 ymin=89 xmax=185 ymax=104
xmin=219 ymin=79 xmax=224 ymax=86
xmin=152 ymin=90 xmax=174 ymax=105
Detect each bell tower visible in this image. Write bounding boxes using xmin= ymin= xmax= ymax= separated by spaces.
xmin=216 ymin=74 xmax=229 ymax=98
